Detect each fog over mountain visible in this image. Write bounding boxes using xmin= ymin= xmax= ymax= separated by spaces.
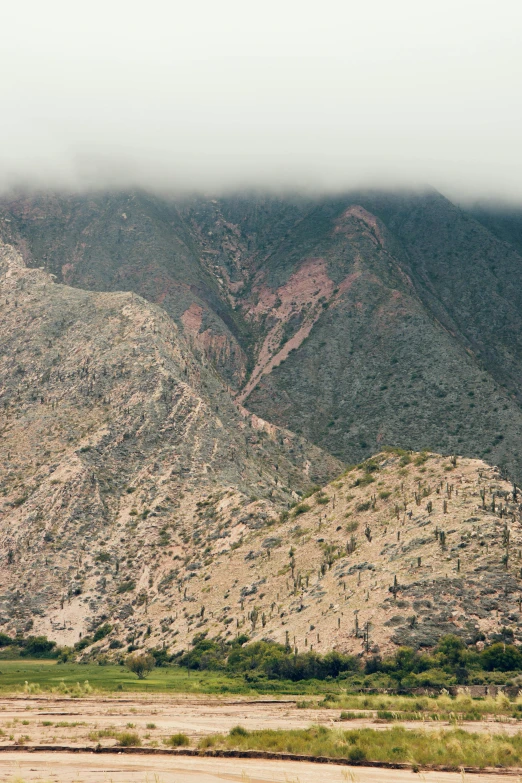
xmin=2 ymin=0 xmax=521 ymax=199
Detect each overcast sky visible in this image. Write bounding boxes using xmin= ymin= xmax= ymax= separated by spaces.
xmin=1 ymin=0 xmax=521 ymax=199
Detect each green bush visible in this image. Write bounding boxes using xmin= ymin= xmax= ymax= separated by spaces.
xmin=167 ymin=732 xmax=190 ymax=747
xmin=229 ymin=725 xmax=249 ymax=737
xmin=348 ymin=745 xmax=367 ymax=762
xmin=93 ymin=624 xmax=112 ymax=643
xmin=117 ymin=731 xmax=141 ymax=747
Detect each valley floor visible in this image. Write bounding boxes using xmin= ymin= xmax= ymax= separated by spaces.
xmin=1 ymin=694 xmax=522 ymax=748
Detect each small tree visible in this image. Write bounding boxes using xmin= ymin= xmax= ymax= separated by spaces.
xmin=125 ymin=652 xmax=155 ymax=679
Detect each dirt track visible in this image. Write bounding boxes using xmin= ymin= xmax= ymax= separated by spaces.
xmin=0 ymin=751 xmax=520 ymax=783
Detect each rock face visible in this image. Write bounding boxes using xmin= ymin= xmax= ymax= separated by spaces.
xmin=0 ymin=242 xmax=340 ymax=644
xmin=2 ymin=188 xmax=522 ymax=479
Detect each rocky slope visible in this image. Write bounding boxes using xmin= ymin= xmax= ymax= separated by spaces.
xmin=2 ymin=189 xmax=522 ymax=480
xmin=0 ymin=242 xmax=340 ymax=644
xmin=91 ymin=450 xmax=522 ymax=659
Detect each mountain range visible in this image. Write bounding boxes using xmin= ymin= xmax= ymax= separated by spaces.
xmin=1 ymin=187 xmax=522 ymax=654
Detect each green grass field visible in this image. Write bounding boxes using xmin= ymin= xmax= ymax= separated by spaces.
xmin=0 ymin=659 xmax=336 ymax=696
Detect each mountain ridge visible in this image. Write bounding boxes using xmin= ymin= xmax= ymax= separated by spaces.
xmin=2 ymin=188 xmax=521 ymax=480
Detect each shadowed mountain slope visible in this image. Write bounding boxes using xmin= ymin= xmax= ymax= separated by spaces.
xmin=2 ymin=189 xmax=522 ymax=479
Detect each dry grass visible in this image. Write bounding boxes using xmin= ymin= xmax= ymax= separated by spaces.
xmin=308 ymin=692 xmax=519 ymax=719
xmin=200 ymin=724 xmax=522 ymax=768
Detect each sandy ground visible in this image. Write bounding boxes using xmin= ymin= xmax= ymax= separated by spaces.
xmin=0 ymin=695 xmax=520 ymax=749
xmin=0 ymin=751 xmax=520 ymax=783
xmin=0 ymin=696 xmax=521 ymax=782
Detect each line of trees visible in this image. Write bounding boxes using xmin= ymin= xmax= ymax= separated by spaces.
xmin=171 ymin=633 xmax=522 ymax=685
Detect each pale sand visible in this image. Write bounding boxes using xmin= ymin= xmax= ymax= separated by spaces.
xmin=0 ymin=751 xmax=519 ymax=783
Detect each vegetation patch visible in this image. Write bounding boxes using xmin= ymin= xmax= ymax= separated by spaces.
xmin=200 ymin=724 xmax=522 ymax=768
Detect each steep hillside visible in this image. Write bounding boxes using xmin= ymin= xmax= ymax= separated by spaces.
xmin=45 ymin=449 xmax=522 ymax=660
xmin=468 ymin=201 xmax=522 ymax=260
xmin=0 ymin=192 xmax=252 ymax=389
xmin=0 ymin=242 xmax=341 ymax=643
xmin=2 ymin=189 xmax=522 ymax=479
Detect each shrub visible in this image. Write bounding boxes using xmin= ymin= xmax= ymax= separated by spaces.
xmin=92 ymin=623 xmax=112 ymax=642
xmin=0 ymin=633 xmax=14 ymax=647
xmin=125 ymin=653 xmax=155 ymax=679
xmin=481 ymin=643 xmax=522 ymax=672
xmin=356 ymin=502 xmax=371 ymax=512
xmin=19 ymin=636 xmax=56 ymax=658
xmin=117 ymin=580 xmax=135 ymax=594
xmin=167 ymin=732 xmax=190 ymax=747
xmin=117 ymin=731 xmax=141 ymax=747
xmin=229 ymin=725 xmax=249 ymax=737
xmin=354 ymin=474 xmax=375 ymax=487
xmin=348 ymin=745 xmax=367 ymax=762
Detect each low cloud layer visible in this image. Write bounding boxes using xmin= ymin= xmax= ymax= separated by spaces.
xmin=2 ymin=0 xmax=521 ymax=199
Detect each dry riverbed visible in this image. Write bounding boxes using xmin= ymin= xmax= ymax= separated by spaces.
xmin=0 ymin=695 xmax=521 ymax=749
xmin=0 ymin=751 xmax=520 ymax=783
